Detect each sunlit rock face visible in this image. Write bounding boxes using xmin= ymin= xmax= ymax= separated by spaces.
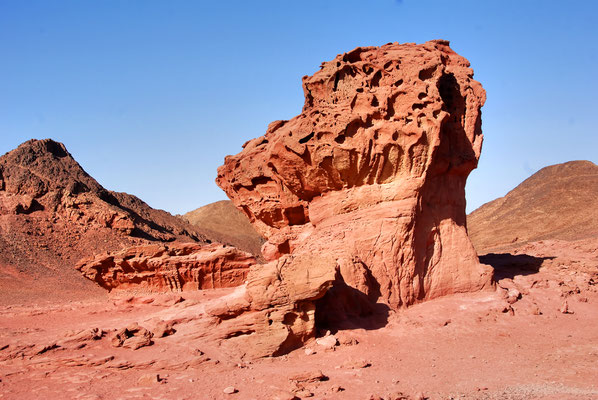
xmin=76 ymin=243 xmax=256 ymax=293
xmin=214 ymin=40 xmax=493 ymax=356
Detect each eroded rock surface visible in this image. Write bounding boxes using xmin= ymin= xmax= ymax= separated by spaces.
xmin=214 ymin=40 xmax=493 ymax=355
xmin=76 ymin=242 xmax=256 ymax=292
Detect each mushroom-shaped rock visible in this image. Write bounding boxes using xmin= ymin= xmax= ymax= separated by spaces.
xmin=215 ymin=40 xmax=494 ymax=356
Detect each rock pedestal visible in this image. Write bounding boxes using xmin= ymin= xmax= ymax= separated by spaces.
xmin=213 ymin=40 xmax=493 ymax=357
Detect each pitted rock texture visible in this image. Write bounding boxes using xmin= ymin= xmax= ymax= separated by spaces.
xmin=76 ymin=243 xmax=256 ymax=292
xmin=215 ymin=40 xmax=493 ymax=354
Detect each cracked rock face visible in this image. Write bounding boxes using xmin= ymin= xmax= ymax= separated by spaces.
xmin=214 ymin=40 xmax=494 ymax=356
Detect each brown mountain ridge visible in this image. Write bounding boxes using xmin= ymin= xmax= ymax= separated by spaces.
xmin=181 ymin=200 xmax=264 ymax=258
xmin=467 ymin=160 xmax=598 ymax=254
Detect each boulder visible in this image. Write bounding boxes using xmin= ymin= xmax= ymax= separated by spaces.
xmin=214 ymin=40 xmax=494 ymax=356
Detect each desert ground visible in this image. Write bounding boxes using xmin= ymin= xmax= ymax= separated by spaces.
xmin=1 ymin=237 xmax=597 ymax=400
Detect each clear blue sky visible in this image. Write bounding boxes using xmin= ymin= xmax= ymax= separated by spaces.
xmin=1 ymin=0 xmax=597 ymax=214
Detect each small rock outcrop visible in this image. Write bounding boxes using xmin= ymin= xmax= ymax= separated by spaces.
xmin=213 ymin=40 xmax=493 ymax=356
xmin=76 ymin=242 xmax=256 ymax=292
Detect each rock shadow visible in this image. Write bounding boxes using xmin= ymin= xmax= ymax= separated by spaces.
xmin=479 ymin=253 xmax=555 ymax=281
xmin=314 ymin=270 xmax=390 ymax=334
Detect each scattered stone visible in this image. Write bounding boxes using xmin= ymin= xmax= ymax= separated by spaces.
xmin=560 ymin=300 xmax=574 ymax=314
xmin=271 ymin=390 xmax=298 ymax=400
xmin=288 ymin=370 xmax=328 ymax=384
xmin=506 ymin=288 xmax=522 ymax=304
xmin=111 ymin=323 xmax=154 ymax=349
xmin=330 ymin=385 xmax=344 ymax=393
xmin=501 ymin=304 xmax=515 ymax=316
xmin=338 ymin=336 xmax=359 ymax=346
xmin=316 ymin=335 xmax=338 ymax=349
xmin=530 ymin=305 xmax=543 ymax=315
xmin=304 ymin=348 xmax=315 ymax=356
xmin=342 ymin=359 xmax=371 ymax=369
xmin=223 ymin=386 xmax=237 ymax=394
xmin=62 ymin=328 xmax=104 ymax=345
xmin=137 ymin=373 xmax=161 ymax=385
xmin=294 ymin=388 xmax=313 ymax=398
xmin=153 ymin=321 xmax=176 ymax=338
xmin=413 ymin=392 xmax=427 ymax=400
xmin=386 ymin=391 xmax=410 ymax=400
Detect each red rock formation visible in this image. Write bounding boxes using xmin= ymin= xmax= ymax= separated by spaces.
xmin=214 ymin=40 xmax=493 ymax=355
xmin=0 ymin=139 xmax=232 ymax=304
xmin=76 ymin=242 xmax=256 ymax=292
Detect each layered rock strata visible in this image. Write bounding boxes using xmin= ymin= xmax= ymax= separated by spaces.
xmin=76 ymin=243 xmax=256 ymax=292
xmin=213 ymin=40 xmax=494 ymax=356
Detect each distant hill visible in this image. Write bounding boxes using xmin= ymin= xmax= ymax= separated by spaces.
xmin=0 ymin=139 xmax=217 ymax=304
xmin=467 ymin=160 xmax=598 ymax=254
xmin=182 ymin=200 xmax=264 ymax=258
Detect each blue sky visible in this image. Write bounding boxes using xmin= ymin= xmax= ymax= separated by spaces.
xmin=1 ymin=0 xmax=596 ymax=214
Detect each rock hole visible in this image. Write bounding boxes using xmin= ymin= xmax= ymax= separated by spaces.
xmin=278 ymin=241 xmax=290 ymax=255
xmin=356 ymin=87 xmax=364 ymax=93
xmin=345 ymin=119 xmax=362 ymax=138
xmin=282 ymin=313 xmax=297 ymax=325
xmin=412 ymin=103 xmax=425 ymax=110
xmin=284 ymin=206 xmax=307 ymax=225
xmin=333 ymin=72 xmax=340 ymax=91
xmin=371 ymin=96 xmax=379 ymax=107
xmin=393 ymin=79 xmax=403 ymax=87
xmin=392 ymin=132 xmax=399 ymax=141
xmin=371 ymin=70 xmax=382 ymax=87
xmin=418 ymin=92 xmax=427 ymax=100
xmin=335 ymin=135 xmax=346 ymax=144
xmin=298 ymin=132 xmax=315 ymax=144
xmin=362 ymin=65 xmax=374 ymax=75
xmin=419 ymin=66 xmax=437 ymax=81
xmin=343 ymin=48 xmax=363 ymax=63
